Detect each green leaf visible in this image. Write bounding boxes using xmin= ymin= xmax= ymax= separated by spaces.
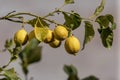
xmin=4 ymin=39 xmax=14 ymax=48
xmin=27 ymin=46 xmax=42 ymax=64
xmin=95 ymin=15 xmax=109 ymax=29
xmin=33 ymin=17 xmax=49 ymax=42
xmin=0 ymin=67 xmax=3 ymax=72
xmin=111 ymin=22 xmax=116 ymax=30
xmin=96 ymin=14 xmax=116 ymax=30
xmin=27 ymin=17 xmax=49 ymax=27
xmin=93 ymin=0 xmax=105 ymax=16
xmin=4 ymin=39 xmax=15 ymax=54
xmin=4 ymin=68 xmax=21 ymax=80
xmin=34 ymin=25 xmax=49 ymax=42
xmin=21 ymin=61 xmax=28 ymax=75
xmin=106 ymin=14 xmax=114 ymax=24
xmin=64 ymin=0 xmax=74 ymax=4
xmin=96 ymin=14 xmax=115 ymax=48
xmin=63 ymin=64 xmax=78 ymax=76
xmin=98 ymin=27 xmax=113 ymax=48
xmin=82 ymin=75 xmax=99 ymax=80
xmin=62 ymin=12 xmax=81 ymax=30
xmin=106 ymin=14 xmax=116 ymax=30
xmin=82 ymin=21 xmax=95 ymax=50
xmin=19 ymin=38 xmax=41 ymax=75
xmin=19 ymin=38 xmax=40 ymax=60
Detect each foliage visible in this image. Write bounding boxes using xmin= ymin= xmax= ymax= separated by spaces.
xmin=0 ymin=0 xmax=116 ymax=80
xmin=64 ymin=65 xmax=99 ymax=80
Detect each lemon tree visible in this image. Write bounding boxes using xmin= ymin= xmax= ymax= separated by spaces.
xmin=0 ymin=0 xmax=116 ymax=80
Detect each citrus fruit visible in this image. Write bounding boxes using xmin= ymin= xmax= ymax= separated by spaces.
xmin=64 ymin=35 xmax=80 ymax=55
xmin=44 ymin=29 xmax=54 ymax=43
xmin=28 ymin=30 xmax=35 ymax=41
xmin=49 ymin=38 xmax=61 ymax=48
xmin=14 ymin=28 xmax=28 ymax=45
xmin=53 ymin=25 xmax=68 ymax=40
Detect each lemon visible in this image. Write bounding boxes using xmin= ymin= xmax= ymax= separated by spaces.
xmin=64 ymin=35 xmax=80 ymax=55
xmin=28 ymin=30 xmax=35 ymax=41
xmin=54 ymin=25 xmax=68 ymax=41
xmin=49 ymin=38 xmax=61 ymax=48
xmin=14 ymin=28 xmax=28 ymax=45
xmin=44 ymin=29 xmax=54 ymax=43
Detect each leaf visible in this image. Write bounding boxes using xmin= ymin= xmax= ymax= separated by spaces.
xmin=96 ymin=14 xmax=115 ymax=48
xmin=27 ymin=46 xmax=42 ymax=64
xmin=94 ymin=0 xmax=105 ymax=16
xmin=106 ymin=14 xmax=116 ymax=30
xmin=34 ymin=25 xmax=49 ymax=42
xmin=95 ymin=15 xmax=109 ymax=29
xmin=62 ymin=12 xmax=81 ymax=30
xmin=34 ymin=18 xmax=49 ymax=42
xmin=21 ymin=61 xmax=28 ymax=75
xmin=96 ymin=14 xmax=116 ymax=30
xmin=19 ymin=38 xmax=40 ymax=60
xmin=0 ymin=67 xmax=3 ymax=72
xmin=63 ymin=64 xmax=78 ymax=76
xmin=4 ymin=39 xmax=14 ymax=48
xmin=98 ymin=27 xmax=113 ymax=48
xmin=19 ymin=38 xmax=41 ymax=75
xmin=64 ymin=0 xmax=74 ymax=4
xmin=4 ymin=68 xmax=21 ymax=80
xmin=82 ymin=21 xmax=95 ymax=50
xmin=27 ymin=17 xmax=49 ymax=27
xmin=82 ymin=75 xmax=99 ymax=80
xmin=106 ymin=14 xmax=114 ymax=24
xmin=111 ymin=22 xmax=116 ymax=30
xmin=4 ymin=39 xmax=15 ymax=54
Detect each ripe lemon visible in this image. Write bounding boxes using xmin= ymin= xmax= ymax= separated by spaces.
xmin=54 ymin=25 xmax=68 ymax=41
xmin=28 ymin=30 xmax=36 ymax=41
xmin=44 ymin=29 xmax=54 ymax=43
xmin=64 ymin=35 xmax=80 ymax=55
xmin=49 ymin=38 xmax=61 ymax=48
xmin=14 ymin=28 xmax=28 ymax=45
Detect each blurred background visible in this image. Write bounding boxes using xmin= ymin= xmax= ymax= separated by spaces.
xmin=0 ymin=0 xmax=119 ymax=80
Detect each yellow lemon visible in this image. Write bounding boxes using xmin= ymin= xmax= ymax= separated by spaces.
xmin=54 ymin=25 xmax=68 ymax=41
xmin=28 ymin=30 xmax=36 ymax=41
xmin=44 ymin=29 xmax=54 ymax=43
xmin=64 ymin=35 xmax=80 ymax=55
xmin=49 ymin=38 xmax=61 ymax=48
xmin=14 ymin=28 xmax=28 ymax=45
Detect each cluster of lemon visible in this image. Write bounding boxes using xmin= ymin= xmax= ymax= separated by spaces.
xmin=14 ymin=26 xmax=80 ymax=55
